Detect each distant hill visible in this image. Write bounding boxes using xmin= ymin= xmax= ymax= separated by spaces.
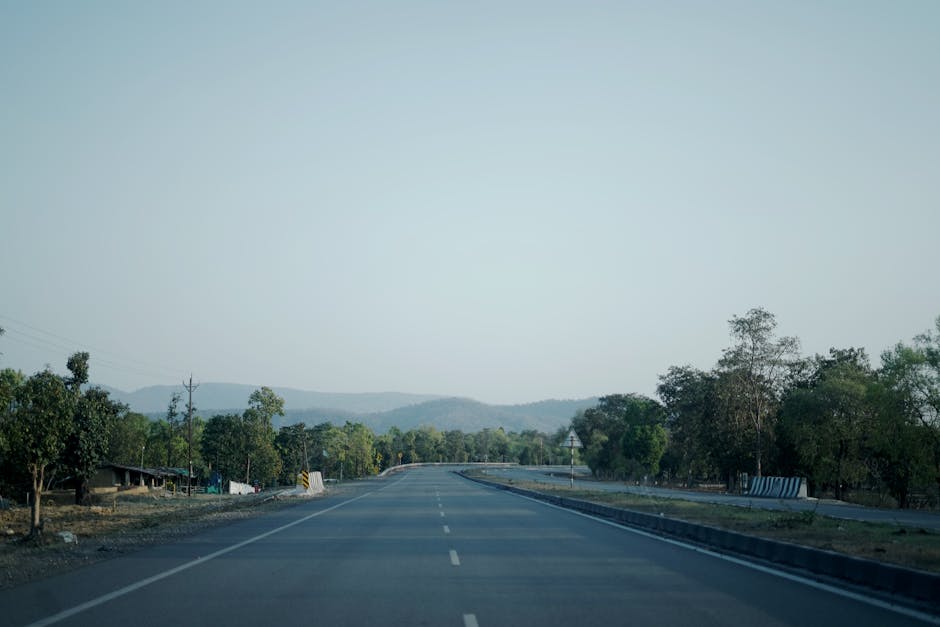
xmin=103 ymin=382 xmax=596 ymax=434
xmin=276 ymin=397 xmax=597 ymax=434
xmin=101 ymin=383 xmax=446 ymax=415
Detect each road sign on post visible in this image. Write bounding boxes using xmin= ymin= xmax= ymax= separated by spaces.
xmin=562 ymin=430 xmax=583 ymax=487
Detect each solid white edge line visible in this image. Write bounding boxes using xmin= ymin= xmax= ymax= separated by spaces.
xmin=450 ymin=549 xmax=461 ymax=566
xmin=463 ymin=613 xmax=479 ymax=627
xmin=27 ymin=479 xmax=406 ymax=627
xmin=507 ymin=490 xmax=940 ymax=626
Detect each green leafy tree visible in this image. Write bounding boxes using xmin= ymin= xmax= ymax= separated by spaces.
xmin=777 ymin=349 xmax=875 ymax=499
xmin=65 ymin=387 xmax=125 ymax=504
xmin=880 ymin=316 xmax=940 ymax=503
xmin=201 ymin=413 xmax=244 ymax=482
xmin=657 ymin=366 xmax=722 ymax=484
xmin=413 ymin=426 xmax=444 ymax=463
xmin=442 ymin=430 xmax=469 ymax=463
xmin=8 ymin=369 xmax=74 ymax=536
xmin=161 ymin=393 xmax=184 ymax=467
xmin=573 ymin=394 xmax=667 ymax=479
xmin=866 ymin=378 xmax=932 ymax=508
xmin=305 ymin=422 xmax=351 ymax=478
xmin=717 ymin=307 xmax=800 ymax=477
xmin=107 ymin=411 xmax=151 ymax=466
xmin=0 ymin=368 xmax=26 ymax=499
xmin=343 ymin=421 xmax=376 ymax=478
xmin=241 ymin=387 xmax=284 ymax=484
xmin=510 ymin=430 xmax=550 ymax=466
xmin=275 ymin=423 xmax=308 ymax=484
xmin=58 ymin=352 xmax=126 ymax=504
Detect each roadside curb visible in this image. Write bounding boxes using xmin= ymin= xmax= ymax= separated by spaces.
xmin=460 ymin=472 xmax=940 ymax=611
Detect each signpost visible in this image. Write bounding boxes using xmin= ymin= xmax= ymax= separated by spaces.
xmin=562 ymin=429 xmax=583 ymax=488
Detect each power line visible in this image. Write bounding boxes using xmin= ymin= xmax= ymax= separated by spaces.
xmin=0 ymin=313 xmax=184 ymax=382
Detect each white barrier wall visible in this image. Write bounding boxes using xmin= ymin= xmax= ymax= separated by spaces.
xmin=229 ymin=480 xmax=255 ymax=495
xmin=745 ymin=476 xmax=807 ymax=499
xmin=295 ymin=471 xmax=325 ymax=494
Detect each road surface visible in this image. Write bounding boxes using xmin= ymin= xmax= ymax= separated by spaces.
xmin=1 ymin=466 xmax=935 ymax=626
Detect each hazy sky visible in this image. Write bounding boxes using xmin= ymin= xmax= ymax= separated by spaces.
xmin=2 ymin=2 xmax=938 ymax=405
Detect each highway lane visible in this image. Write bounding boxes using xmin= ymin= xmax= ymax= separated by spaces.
xmin=489 ymin=466 xmax=940 ymax=530
xmin=1 ymin=467 xmax=936 ymax=626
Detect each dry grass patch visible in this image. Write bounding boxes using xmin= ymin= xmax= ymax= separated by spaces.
xmin=0 ymin=489 xmax=308 ymax=589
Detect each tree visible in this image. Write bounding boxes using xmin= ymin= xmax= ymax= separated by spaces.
xmin=866 ymin=377 xmax=932 ymax=508
xmin=573 ymin=394 xmax=667 ymax=479
xmin=880 ymin=316 xmax=940 ymax=502
xmin=512 ymin=430 xmax=550 ymax=466
xmin=343 ymin=422 xmax=376 ymax=478
xmin=240 ymin=387 xmax=284 ymax=484
xmin=443 ymin=430 xmax=469 ymax=463
xmin=107 ymin=411 xmax=150 ymax=466
xmin=413 ymin=426 xmax=444 ymax=463
xmin=275 ymin=423 xmax=308 ymax=484
xmin=777 ymin=349 xmax=875 ymax=499
xmin=201 ymin=413 xmax=243 ymax=482
xmin=0 ymin=368 xmax=26 ymax=500
xmin=717 ymin=307 xmax=800 ymax=477
xmin=64 ymin=387 xmax=124 ymax=504
xmin=8 ymin=369 xmax=74 ymax=537
xmin=65 ymin=351 xmax=90 ymax=393
xmin=308 ymin=422 xmax=345 ymax=478
xmin=160 ymin=393 xmax=184 ymax=467
xmin=57 ymin=352 xmax=125 ymax=504
xmin=657 ymin=366 xmax=722 ymax=484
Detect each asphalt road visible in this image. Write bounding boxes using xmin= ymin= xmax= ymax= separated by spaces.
xmin=2 ymin=467 xmax=936 ymax=626
xmin=490 ymin=466 xmax=940 ymax=530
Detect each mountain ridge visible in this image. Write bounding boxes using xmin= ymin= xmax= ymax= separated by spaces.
xmin=102 ymin=383 xmax=596 ymax=434
xmin=99 ymin=382 xmax=447 ymax=415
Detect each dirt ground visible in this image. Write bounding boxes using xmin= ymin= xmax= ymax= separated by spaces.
xmin=0 ymin=488 xmax=313 ymax=590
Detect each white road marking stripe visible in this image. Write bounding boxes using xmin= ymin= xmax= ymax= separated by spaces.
xmin=443 ymin=525 xmax=450 ymax=534
xmin=25 ymin=483 xmax=397 ymax=627
xmin=440 ymin=511 xmax=445 ymax=517
xmin=438 ymin=503 xmax=442 ymax=508
xmin=450 ymin=549 xmax=461 ymax=566
xmin=507 ymin=491 xmax=940 ymax=626
xmin=463 ymin=613 xmax=479 ymax=627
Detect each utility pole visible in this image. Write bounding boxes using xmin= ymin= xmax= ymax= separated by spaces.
xmin=183 ymin=375 xmax=199 ymax=496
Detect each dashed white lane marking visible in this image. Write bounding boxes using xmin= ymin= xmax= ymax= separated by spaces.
xmin=438 ymin=503 xmax=442 ymax=508
xmin=463 ymin=613 xmax=479 ymax=627
xmin=440 ymin=511 xmax=445 ymax=518
xmin=450 ymin=549 xmax=461 ymax=566
xmin=443 ymin=525 xmax=450 ymax=534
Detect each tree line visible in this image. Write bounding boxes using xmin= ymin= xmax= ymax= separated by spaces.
xmin=3 ymin=307 xmax=936 ymax=539
xmin=0 ymin=350 xmax=573 ymax=536
xmin=568 ymin=309 xmax=940 ymax=509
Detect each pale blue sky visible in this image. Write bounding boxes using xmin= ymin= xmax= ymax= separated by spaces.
xmin=2 ymin=2 xmax=938 ymax=405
